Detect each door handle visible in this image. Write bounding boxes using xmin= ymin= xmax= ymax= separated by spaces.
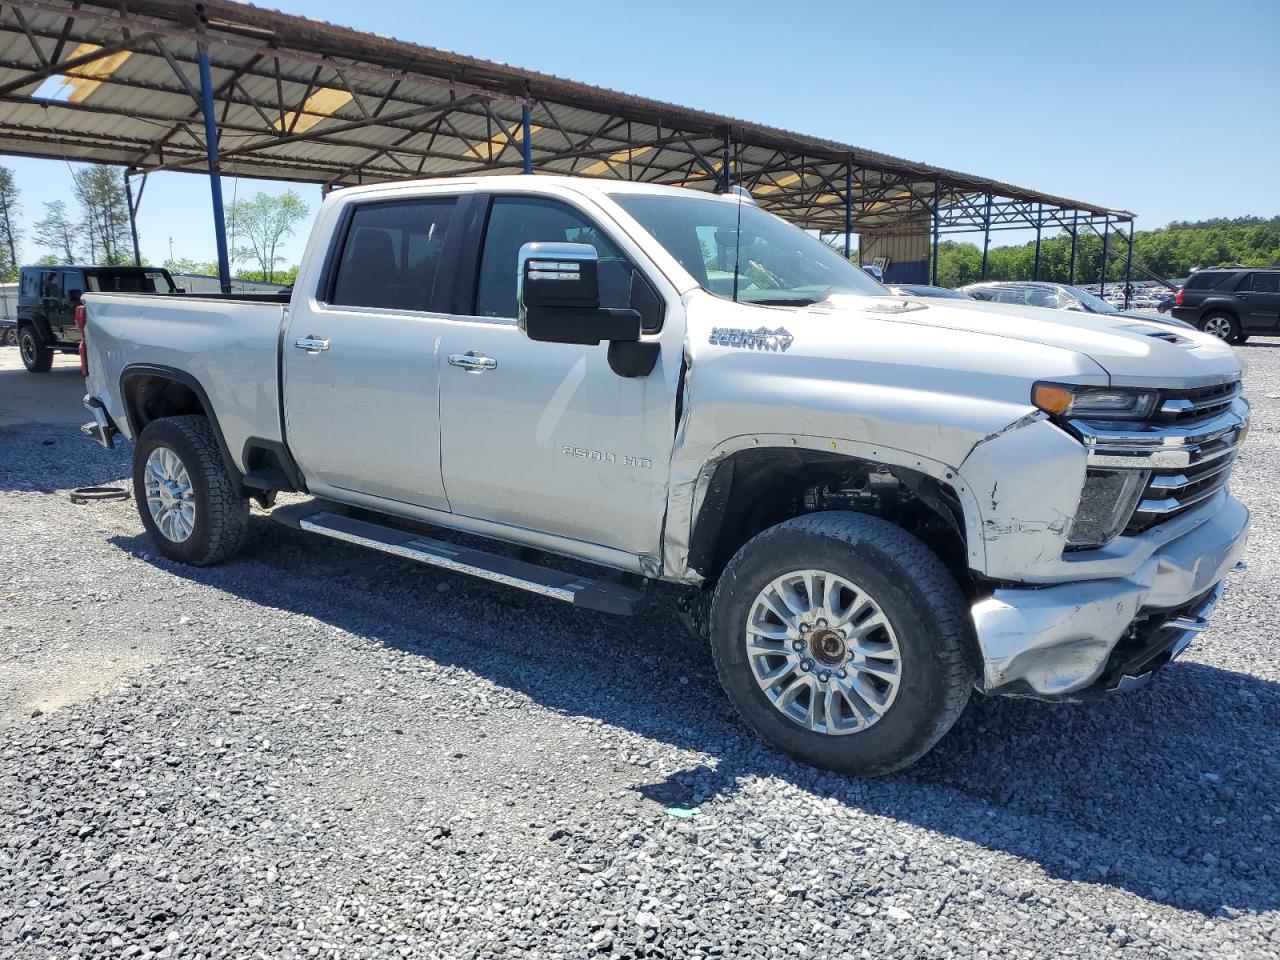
xmin=448 ymin=351 xmax=498 ymax=372
xmin=293 ymin=336 xmax=330 ymax=352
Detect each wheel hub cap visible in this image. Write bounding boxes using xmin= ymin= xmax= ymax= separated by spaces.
xmin=144 ymin=446 xmax=196 ymax=543
xmin=746 ymin=569 xmax=902 ymax=736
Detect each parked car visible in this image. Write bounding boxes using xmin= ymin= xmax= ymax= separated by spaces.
xmin=79 ymin=175 xmax=1249 ymax=776
xmin=1171 ymin=268 xmax=1280 ymax=343
xmin=888 ymin=284 xmax=973 ymax=300
xmin=16 ymin=264 xmax=178 ymax=372
xmin=958 ymin=280 xmax=1196 ymax=331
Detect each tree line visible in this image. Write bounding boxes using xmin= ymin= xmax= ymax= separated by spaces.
xmin=931 ymin=215 xmax=1280 ymax=288
xmin=0 ymin=161 xmax=308 ymax=284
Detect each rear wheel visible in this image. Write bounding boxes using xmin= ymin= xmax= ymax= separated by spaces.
xmin=1200 ymin=312 xmax=1240 ymax=343
xmin=132 ymin=415 xmax=249 ymax=566
xmin=709 ymin=512 xmax=974 ymax=776
xmin=3 ymin=327 xmax=16 ymax=346
xmin=18 ymin=326 xmax=53 ymax=372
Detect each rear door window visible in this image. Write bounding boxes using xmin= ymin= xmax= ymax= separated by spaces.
xmin=1185 ymin=271 xmax=1236 ymax=290
xmin=329 ymin=198 xmax=457 ymax=312
xmin=1248 ymin=273 xmax=1279 ymax=293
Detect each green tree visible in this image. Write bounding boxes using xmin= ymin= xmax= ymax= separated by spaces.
xmin=0 ymin=165 xmax=22 ymax=280
xmin=164 ymin=256 xmax=219 ymax=276
xmin=72 ymin=164 xmax=133 ymax=265
xmin=32 ymin=200 xmax=78 ymax=263
xmin=227 ymin=190 xmax=309 ymax=284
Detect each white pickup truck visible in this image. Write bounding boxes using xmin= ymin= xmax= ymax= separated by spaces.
xmin=80 ymin=175 xmax=1250 ymax=775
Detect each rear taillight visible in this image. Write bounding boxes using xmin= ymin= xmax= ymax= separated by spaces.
xmin=1174 ymin=287 xmax=1184 ymax=307
xmin=75 ymin=304 xmax=88 ymax=377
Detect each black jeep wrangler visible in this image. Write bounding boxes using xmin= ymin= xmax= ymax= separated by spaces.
xmin=16 ymin=264 xmax=177 ymax=372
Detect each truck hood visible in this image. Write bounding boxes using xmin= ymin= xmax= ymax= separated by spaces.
xmin=819 ymin=295 xmax=1241 ymax=388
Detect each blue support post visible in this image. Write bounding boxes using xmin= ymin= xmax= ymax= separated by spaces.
xmin=1123 ymin=220 xmax=1135 ymax=309
xmin=521 ymin=103 xmax=532 ymax=174
xmin=1099 ymin=214 xmax=1110 ymax=297
xmin=1069 ymin=209 xmax=1078 ymax=284
xmin=843 ymin=163 xmax=853 ymax=260
xmin=980 ymin=193 xmax=993 ymax=280
xmin=931 ymin=181 xmax=941 ymax=285
xmin=721 ymin=132 xmax=731 ymax=192
xmin=197 ymin=45 xmax=231 ymax=294
xmin=1032 ymin=203 xmax=1043 ymax=280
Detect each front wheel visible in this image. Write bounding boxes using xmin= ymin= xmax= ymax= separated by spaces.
xmin=710 ymin=512 xmax=975 ymax=776
xmin=132 ymin=416 xmax=249 ymax=566
xmin=18 ymin=327 xmax=53 ymax=372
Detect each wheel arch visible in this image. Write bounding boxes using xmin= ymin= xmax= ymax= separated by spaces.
xmin=120 ymin=364 xmax=245 ymax=496
xmin=684 ymin=444 xmax=975 ymax=591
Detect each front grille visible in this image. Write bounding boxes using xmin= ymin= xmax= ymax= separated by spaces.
xmin=1074 ymin=379 xmax=1246 ymax=539
xmin=1150 ymin=380 xmax=1241 ymax=428
xmin=1127 ymin=447 xmax=1239 ymax=533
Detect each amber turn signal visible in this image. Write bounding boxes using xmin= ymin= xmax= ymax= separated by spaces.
xmin=1031 ymin=383 xmax=1074 ymax=416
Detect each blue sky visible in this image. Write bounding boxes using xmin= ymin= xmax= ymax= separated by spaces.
xmin=4 ymin=0 xmax=1277 ymax=268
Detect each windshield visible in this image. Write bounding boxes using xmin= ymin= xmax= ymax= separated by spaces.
xmin=1062 ymin=284 xmax=1118 ymax=314
xmin=609 ymin=192 xmax=886 ymax=304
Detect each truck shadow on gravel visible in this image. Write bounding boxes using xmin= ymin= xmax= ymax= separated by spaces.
xmin=112 ymin=519 xmax=1279 ymax=919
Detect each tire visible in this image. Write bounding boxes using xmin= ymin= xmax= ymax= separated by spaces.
xmin=1199 ymin=312 xmax=1240 ymax=343
xmin=1237 ymin=334 xmax=1250 ymax=344
xmin=709 ymin=511 xmax=974 ymax=776
xmin=3 ymin=327 xmax=16 ymax=347
xmin=18 ymin=326 xmax=53 ymax=372
xmin=132 ymin=415 xmax=249 ymax=566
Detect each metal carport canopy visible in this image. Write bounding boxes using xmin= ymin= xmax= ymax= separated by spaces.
xmin=0 ymin=0 xmax=1137 ymax=291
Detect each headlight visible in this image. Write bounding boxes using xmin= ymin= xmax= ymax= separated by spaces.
xmin=1032 ymin=382 xmax=1158 ymax=420
xmin=1067 ymin=469 xmax=1148 ymax=548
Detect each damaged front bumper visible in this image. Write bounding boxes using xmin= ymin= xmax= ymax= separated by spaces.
xmin=971 ymin=493 xmax=1249 ymax=699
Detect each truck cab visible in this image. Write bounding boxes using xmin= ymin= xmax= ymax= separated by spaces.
xmin=16 ymin=264 xmax=176 ymax=372
xmin=78 ymin=176 xmax=1250 ymax=776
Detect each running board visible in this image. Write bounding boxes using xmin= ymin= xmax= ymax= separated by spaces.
xmin=275 ymin=505 xmax=642 ymax=616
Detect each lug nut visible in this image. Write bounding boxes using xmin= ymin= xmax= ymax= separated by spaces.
xmin=816 ymin=618 xmax=828 ymax=628
xmin=800 ymin=623 xmax=811 ymax=633
xmin=819 ymin=671 xmax=831 ymax=683
xmin=800 ymin=659 xmax=814 ymax=672
xmin=837 ymin=669 xmax=848 ymax=680
xmin=792 ymin=640 xmax=804 ymax=651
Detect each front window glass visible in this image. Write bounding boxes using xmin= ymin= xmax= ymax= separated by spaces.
xmin=1062 ymin=285 xmax=1118 ymax=313
xmin=610 ymin=192 xmax=886 ymax=305
xmin=474 ymin=195 xmax=659 ymax=327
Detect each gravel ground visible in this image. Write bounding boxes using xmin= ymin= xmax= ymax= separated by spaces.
xmin=2 ymin=346 xmax=1278 ymax=960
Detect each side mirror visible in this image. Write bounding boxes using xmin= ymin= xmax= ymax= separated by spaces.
xmin=518 ymin=241 xmax=640 ymax=346
xmin=67 ymin=288 xmax=83 ymax=304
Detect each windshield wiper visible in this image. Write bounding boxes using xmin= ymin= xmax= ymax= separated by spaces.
xmin=748 ymin=296 xmax=821 ymax=307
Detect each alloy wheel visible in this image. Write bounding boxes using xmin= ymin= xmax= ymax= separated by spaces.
xmin=144 ymin=446 xmax=197 ymax=542
xmin=745 ymin=569 xmax=902 ymax=735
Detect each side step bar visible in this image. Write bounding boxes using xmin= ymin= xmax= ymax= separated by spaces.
xmin=272 ymin=504 xmax=642 ymax=616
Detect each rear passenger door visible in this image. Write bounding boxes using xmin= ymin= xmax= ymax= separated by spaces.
xmin=283 ymin=194 xmax=462 ymax=510
xmin=1236 ymin=272 xmax=1280 ymax=331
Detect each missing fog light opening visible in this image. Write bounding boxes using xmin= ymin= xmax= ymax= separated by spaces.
xmin=1067 ymin=469 xmax=1148 ymax=548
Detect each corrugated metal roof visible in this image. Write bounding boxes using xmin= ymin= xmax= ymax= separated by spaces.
xmin=0 ymin=0 xmax=1133 ymax=233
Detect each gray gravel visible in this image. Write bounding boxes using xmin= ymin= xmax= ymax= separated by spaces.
xmin=2 ymin=346 xmax=1279 ymax=960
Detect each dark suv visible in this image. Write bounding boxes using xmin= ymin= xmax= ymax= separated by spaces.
xmin=1171 ymin=267 xmax=1280 ymax=344
xmin=16 ymin=264 xmax=177 ymax=372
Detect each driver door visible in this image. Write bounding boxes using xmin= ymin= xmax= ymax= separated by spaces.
xmin=436 ymin=193 xmax=678 ymax=558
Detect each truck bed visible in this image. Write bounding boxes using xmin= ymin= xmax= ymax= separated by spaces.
xmin=82 ymin=292 xmax=289 ymax=472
